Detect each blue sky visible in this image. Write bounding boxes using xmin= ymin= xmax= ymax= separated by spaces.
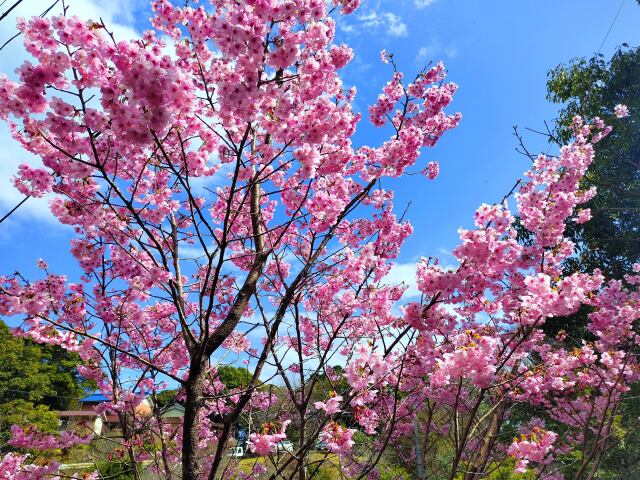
xmin=1 ymin=0 xmax=639 ymax=290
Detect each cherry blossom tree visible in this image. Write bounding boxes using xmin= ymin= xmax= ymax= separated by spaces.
xmin=0 ymin=1 xmax=637 ymax=480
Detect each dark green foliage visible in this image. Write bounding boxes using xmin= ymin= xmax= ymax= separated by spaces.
xmin=542 ymin=304 xmax=598 ymax=347
xmin=547 ymin=46 xmax=640 ymax=280
xmin=596 ymin=383 xmax=640 ymax=479
xmin=96 ymin=460 xmax=138 ymax=480
xmin=216 ymin=365 xmax=253 ymax=391
xmin=0 ymin=319 xmax=91 ymax=450
xmin=0 ymin=320 xmax=91 ymax=410
xmin=154 ymin=388 xmax=179 ymax=408
xmin=0 ymin=321 xmax=54 ymax=405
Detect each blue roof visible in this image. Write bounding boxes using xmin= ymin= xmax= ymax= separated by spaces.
xmin=80 ymin=392 xmax=109 ymax=403
xmin=80 ymin=390 xmax=154 ymax=403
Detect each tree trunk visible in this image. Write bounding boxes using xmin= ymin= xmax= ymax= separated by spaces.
xmin=182 ymin=363 xmax=206 ymax=480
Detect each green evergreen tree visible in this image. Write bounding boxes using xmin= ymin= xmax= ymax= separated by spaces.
xmin=0 ymin=320 xmax=91 ymax=449
xmin=547 ymin=46 xmax=640 ymax=280
xmin=216 ymin=365 xmax=253 ymax=391
xmin=544 ymin=45 xmax=640 ymax=479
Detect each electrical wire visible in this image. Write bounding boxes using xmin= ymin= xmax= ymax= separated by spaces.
xmin=598 ymin=0 xmax=626 ymax=54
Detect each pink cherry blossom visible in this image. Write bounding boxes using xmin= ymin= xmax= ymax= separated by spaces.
xmin=423 ymin=161 xmax=440 ymax=180
xmin=0 ymin=1 xmax=635 ymax=479
xmin=319 ymin=421 xmax=356 ymax=454
xmin=508 ymin=427 xmax=558 ymax=474
xmin=314 ymin=393 xmax=343 ymax=415
xmin=614 ymin=103 xmax=629 ymax=118
xmin=248 ymin=420 xmax=291 ymax=456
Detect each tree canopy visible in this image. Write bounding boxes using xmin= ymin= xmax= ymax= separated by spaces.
xmin=216 ymin=365 xmax=253 ymax=392
xmin=547 ymin=46 xmax=640 ymax=280
xmin=0 ymin=320 xmax=90 ymax=451
xmin=0 ymin=2 xmax=638 ymax=480
xmin=0 ymin=320 xmax=89 ymax=410
xmin=545 ymin=45 xmax=640 ymax=480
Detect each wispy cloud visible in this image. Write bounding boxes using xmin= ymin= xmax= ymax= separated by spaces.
xmin=414 ymin=0 xmax=437 ymax=8
xmin=353 ymin=11 xmax=409 ymax=37
xmin=62 ymin=0 xmax=142 ymax=40
xmin=415 ymin=40 xmax=459 ymax=64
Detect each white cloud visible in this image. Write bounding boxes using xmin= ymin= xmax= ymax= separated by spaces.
xmin=445 ymin=46 xmax=459 ymax=58
xmin=339 ymin=23 xmax=357 ymax=34
xmin=357 ymin=11 xmax=408 ymax=37
xmin=415 ymin=0 xmax=437 ymax=8
xmin=436 ymin=246 xmax=455 ymax=260
xmin=385 ymin=262 xmax=421 ymax=299
xmin=62 ymin=0 xmax=140 ymax=41
xmin=415 ymin=40 xmax=459 ymax=64
xmin=416 ymin=45 xmax=434 ymax=63
xmin=385 ymin=14 xmax=408 ymax=37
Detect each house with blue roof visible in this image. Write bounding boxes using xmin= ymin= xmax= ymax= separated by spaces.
xmin=79 ymin=392 xmax=110 ymax=410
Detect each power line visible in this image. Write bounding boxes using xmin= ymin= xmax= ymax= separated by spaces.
xmin=598 ymin=0 xmax=626 ymax=54
xmin=0 ymin=195 xmax=29 ymax=225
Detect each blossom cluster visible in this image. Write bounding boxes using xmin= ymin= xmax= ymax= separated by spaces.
xmin=0 ymin=0 xmax=635 ymax=478
xmin=248 ymin=420 xmax=291 ymax=456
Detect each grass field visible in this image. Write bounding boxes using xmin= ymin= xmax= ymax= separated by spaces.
xmin=231 ymin=452 xmax=347 ymax=479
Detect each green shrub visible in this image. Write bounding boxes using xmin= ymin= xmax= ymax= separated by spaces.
xmin=96 ymin=460 xmax=138 ymax=479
